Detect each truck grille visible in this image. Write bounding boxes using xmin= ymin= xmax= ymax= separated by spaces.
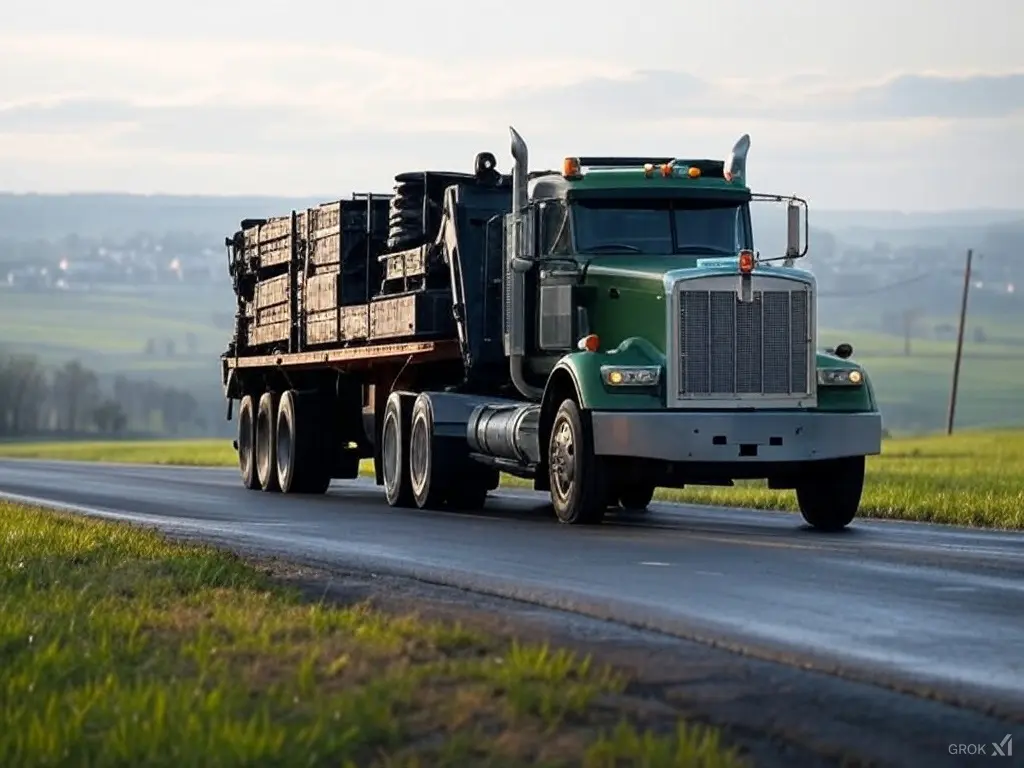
xmin=677 ymin=286 xmax=811 ymax=398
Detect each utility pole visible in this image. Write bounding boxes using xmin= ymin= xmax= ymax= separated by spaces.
xmin=947 ymin=248 xmax=974 ymax=435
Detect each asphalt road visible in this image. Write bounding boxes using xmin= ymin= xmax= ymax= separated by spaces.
xmin=2 ymin=458 xmax=1023 ymax=722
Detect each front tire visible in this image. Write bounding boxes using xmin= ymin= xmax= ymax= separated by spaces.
xmin=255 ymin=391 xmax=281 ymax=492
xmin=795 ymin=456 xmax=865 ymax=531
xmin=547 ymin=398 xmax=606 ymax=525
xmin=617 ymin=483 xmax=656 ymax=513
xmin=237 ymin=394 xmax=259 ymax=490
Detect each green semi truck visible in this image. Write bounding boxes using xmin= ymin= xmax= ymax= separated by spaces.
xmin=220 ymin=127 xmax=882 ymax=529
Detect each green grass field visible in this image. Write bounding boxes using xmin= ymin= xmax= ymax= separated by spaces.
xmin=3 ymin=429 xmax=1022 ymax=529
xmin=0 ymin=501 xmax=742 ymax=767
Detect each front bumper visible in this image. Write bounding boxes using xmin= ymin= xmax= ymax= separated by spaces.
xmin=590 ymin=410 xmax=882 ymax=463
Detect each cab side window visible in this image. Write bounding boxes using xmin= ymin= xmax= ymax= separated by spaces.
xmin=540 ymin=201 xmax=571 ymax=256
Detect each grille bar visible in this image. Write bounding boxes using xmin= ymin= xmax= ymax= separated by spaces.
xmin=678 ymin=286 xmax=811 ymax=398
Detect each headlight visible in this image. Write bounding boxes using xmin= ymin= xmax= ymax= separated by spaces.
xmin=600 ymin=365 xmax=661 ymax=387
xmin=817 ymin=368 xmax=863 ymax=386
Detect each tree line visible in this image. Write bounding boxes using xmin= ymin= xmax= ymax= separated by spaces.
xmin=0 ymin=352 xmax=205 ymax=439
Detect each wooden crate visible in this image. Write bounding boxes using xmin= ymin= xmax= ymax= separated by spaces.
xmin=244 ymin=215 xmax=294 ymax=270
xmin=247 ymin=320 xmax=289 ymax=346
xmin=254 ymin=273 xmax=290 ymax=309
xmin=369 ymin=290 xmax=453 ymax=341
xmin=305 ymin=308 xmax=338 ymax=346
xmin=303 ymin=304 xmax=369 ymax=347
xmin=305 ymin=272 xmax=342 ymax=313
xmin=309 ymin=202 xmax=343 ymax=269
xmin=381 ymin=245 xmax=428 ymax=282
xmin=340 ymin=305 xmax=369 ymax=341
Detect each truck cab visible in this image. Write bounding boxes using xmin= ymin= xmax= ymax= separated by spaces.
xmin=493 ymin=128 xmax=882 ymax=527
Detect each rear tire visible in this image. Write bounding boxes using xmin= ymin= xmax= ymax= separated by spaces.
xmin=237 ymin=394 xmax=258 ymax=490
xmin=381 ymin=391 xmax=415 ymax=508
xmin=276 ymin=390 xmax=331 ymax=495
xmin=548 ymin=398 xmax=606 ymax=525
xmin=255 ymin=391 xmax=280 ymax=492
xmin=795 ymin=456 xmax=865 ymax=531
xmin=409 ymin=394 xmax=448 ymax=510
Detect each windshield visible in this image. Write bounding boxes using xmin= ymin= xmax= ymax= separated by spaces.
xmin=570 ymin=198 xmax=752 ymax=256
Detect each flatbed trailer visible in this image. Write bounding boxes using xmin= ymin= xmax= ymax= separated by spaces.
xmin=220 ymin=129 xmax=883 ymax=529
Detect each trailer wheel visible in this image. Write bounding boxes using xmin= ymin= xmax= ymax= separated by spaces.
xmin=548 ymin=398 xmax=606 ymax=525
xmin=255 ymin=391 xmax=281 ymax=493
xmin=408 ymin=394 xmax=449 ymax=509
xmin=276 ymin=390 xmax=331 ymax=495
xmin=795 ymin=456 xmax=864 ymax=531
xmin=237 ymin=394 xmax=259 ymax=490
xmin=617 ymin=484 xmax=656 ymax=513
xmin=381 ymin=391 xmax=415 ymax=508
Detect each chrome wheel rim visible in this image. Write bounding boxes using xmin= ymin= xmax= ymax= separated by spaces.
xmin=549 ymin=417 xmax=575 ymax=501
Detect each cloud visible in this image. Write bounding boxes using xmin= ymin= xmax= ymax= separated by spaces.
xmin=1 ymin=31 xmax=1022 ymax=207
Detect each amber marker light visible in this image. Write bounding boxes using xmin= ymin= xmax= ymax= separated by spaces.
xmin=739 ymin=250 xmax=755 ymax=273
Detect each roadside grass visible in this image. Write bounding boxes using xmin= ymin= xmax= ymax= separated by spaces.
xmin=2 ymin=429 xmax=1023 ymax=529
xmin=0 ymin=501 xmax=744 ymax=767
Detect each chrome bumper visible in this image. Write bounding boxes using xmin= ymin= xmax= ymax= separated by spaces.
xmin=590 ymin=410 xmax=882 ymax=463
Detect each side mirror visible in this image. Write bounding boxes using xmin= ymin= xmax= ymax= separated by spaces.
xmin=834 ymin=343 xmax=853 ymax=359
xmin=786 ymin=201 xmax=802 ymax=258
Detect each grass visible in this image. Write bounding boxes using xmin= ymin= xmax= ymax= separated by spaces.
xmin=2 ymin=429 xmax=1023 ymax=529
xmin=0 ymin=501 xmax=744 ymax=767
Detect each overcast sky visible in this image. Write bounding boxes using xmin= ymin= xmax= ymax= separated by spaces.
xmin=2 ymin=0 xmax=1022 ymax=210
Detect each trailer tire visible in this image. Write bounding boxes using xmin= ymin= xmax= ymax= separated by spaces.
xmin=548 ymin=398 xmax=607 ymax=525
xmin=408 ymin=394 xmax=449 ymax=510
xmin=255 ymin=391 xmax=281 ymax=493
xmin=237 ymin=394 xmax=259 ymax=490
xmin=276 ymin=390 xmax=331 ymax=495
xmin=381 ymin=391 xmax=416 ymax=508
xmin=795 ymin=456 xmax=864 ymax=531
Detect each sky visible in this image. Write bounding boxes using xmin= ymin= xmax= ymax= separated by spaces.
xmin=2 ymin=0 xmax=1023 ymax=210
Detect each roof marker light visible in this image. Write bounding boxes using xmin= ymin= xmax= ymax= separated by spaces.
xmin=563 ymin=157 xmax=581 ymax=178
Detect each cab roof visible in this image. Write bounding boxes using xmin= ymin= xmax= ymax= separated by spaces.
xmin=528 ymin=157 xmax=751 ymax=202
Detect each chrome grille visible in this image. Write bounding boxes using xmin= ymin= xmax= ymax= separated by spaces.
xmin=678 ymin=285 xmax=811 ymax=398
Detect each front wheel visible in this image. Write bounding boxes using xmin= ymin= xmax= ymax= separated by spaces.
xmin=795 ymin=456 xmax=865 ymax=531
xmin=617 ymin=483 xmax=656 ymax=513
xmin=548 ymin=398 xmax=607 ymax=525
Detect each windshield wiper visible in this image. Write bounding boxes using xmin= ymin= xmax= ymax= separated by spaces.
xmin=578 ymin=243 xmax=644 ymax=253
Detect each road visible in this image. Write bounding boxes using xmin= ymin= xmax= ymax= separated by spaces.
xmin=1 ymin=457 xmax=1023 ymax=760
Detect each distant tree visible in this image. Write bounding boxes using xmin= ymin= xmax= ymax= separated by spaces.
xmin=93 ymin=400 xmax=128 ymax=435
xmin=0 ymin=353 xmax=50 ymax=436
xmin=51 ymin=360 xmax=100 ymax=432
